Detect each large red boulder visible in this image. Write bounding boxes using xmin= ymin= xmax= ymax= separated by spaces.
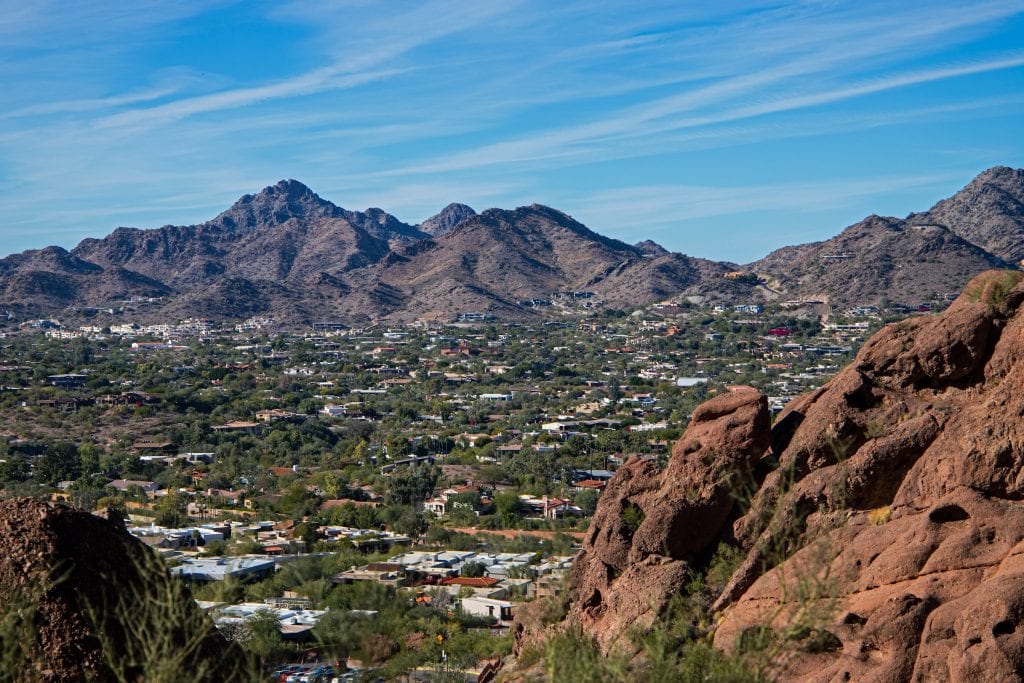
xmin=567 ymin=387 xmax=769 ymax=652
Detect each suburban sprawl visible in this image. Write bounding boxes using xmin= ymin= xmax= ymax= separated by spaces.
xmin=0 ymin=297 xmax=941 ymax=680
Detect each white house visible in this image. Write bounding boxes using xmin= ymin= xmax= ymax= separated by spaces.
xmin=320 ymin=404 xmax=347 ymax=417
xmin=478 ymin=393 xmax=513 ymax=401
xmin=460 ymin=596 xmax=514 ymax=625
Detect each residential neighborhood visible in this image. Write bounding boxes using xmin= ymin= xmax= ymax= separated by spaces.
xmin=0 ymin=295 xmax=936 ymax=679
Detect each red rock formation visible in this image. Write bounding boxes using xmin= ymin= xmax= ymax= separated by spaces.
xmin=714 ymin=270 xmax=1024 ymax=681
xmin=555 ymin=270 xmax=1024 ymax=681
xmin=567 ymin=387 xmax=769 ymax=652
xmin=0 ymin=497 xmax=251 ymax=682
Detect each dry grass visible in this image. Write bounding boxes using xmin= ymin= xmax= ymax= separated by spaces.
xmin=868 ymin=505 xmax=891 ymax=526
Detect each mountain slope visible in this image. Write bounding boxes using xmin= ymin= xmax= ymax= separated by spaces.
xmin=371 ymin=204 xmax=730 ymax=319
xmin=750 ymin=214 xmax=1010 ymax=305
xmin=919 ymin=166 xmax=1024 ymax=264
xmin=0 ymin=246 xmax=170 ymax=312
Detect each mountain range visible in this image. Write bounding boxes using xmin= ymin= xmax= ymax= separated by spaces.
xmin=1 ymin=166 xmax=1022 ymax=323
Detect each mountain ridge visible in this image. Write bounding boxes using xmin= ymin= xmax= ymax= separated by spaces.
xmin=1 ymin=167 xmax=1022 ymax=322
xmin=748 ymin=212 xmax=1011 ymax=305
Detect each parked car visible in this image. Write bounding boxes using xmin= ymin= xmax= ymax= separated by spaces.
xmin=286 ymin=669 xmax=313 ymax=683
xmin=301 ymin=666 xmax=335 ymax=682
xmin=273 ymin=665 xmax=304 ymax=682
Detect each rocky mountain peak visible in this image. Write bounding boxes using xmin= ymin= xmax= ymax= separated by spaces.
xmin=266 ymin=178 xmax=318 ymax=199
xmin=856 ymin=214 xmax=903 ymax=231
xmin=214 ymin=179 xmax=342 ymax=230
xmin=19 ymin=245 xmax=102 ymax=274
xmin=468 ymin=204 xmax=637 ymax=254
xmin=419 ymin=203 xmax=476 ymax=236
xmin=343 ymin=206 xmax=427 ymax=242
xmin=921 ymin=167 xmax=1024 ymax=263
xmin=634 ymin=239 xmax=669 ymax=256
xmin=206 ymin=181 xmax=424 ymax=242
xmin=974 ymin=165 xmax=1024 ymax=184
xmin=941 ymin=167 xmax=1024 ymax=210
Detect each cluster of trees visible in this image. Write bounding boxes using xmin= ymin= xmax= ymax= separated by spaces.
xmin=0 ymin=311 xmax=867 ymax=539
xmin=191 ymin=552 xmax=514 ymax=676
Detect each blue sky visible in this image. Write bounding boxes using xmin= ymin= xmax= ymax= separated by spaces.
xmin=1 ymin=1 xmax=1023 ymax=263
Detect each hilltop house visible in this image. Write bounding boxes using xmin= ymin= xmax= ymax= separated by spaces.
xmin=109 ymin=479 xmax=161 ymax=497
xmin=47 ymin=373 xmax=87 ymax=388
xmin=460 ymin=597 xmax=514 ymax=625
xmin=422 ymin=484 xmax=492 ymax=517
xmin=211 ymin=420 xmax=262 ymax=434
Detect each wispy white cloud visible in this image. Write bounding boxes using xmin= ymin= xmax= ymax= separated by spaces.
xmin=1 ymin=85 xmax=182 ymax=120
xmin=95 ymin=68 xmax=408 ymax=130
xmin=379 ymin=11 xmax=1024 ymax=178
xmin=565 ymin=173 xmax=961 ymax=227
xmin=0 ymin=0 xmax=1022 ymax=257
xmin=94 ymin=0 xmax=522 ymax=131
xmin=0 ymin=1 xmax=229 ymax=45
xmin=591 ymin=54 xmax=1024 ymax=147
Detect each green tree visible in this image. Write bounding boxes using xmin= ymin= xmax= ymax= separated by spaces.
xmin=0 ymin=451 xmax=29 ymax=483
xmin=36 ymin=442 xmax=80 ymax=484
xmin=154 ymin=491 xmax=188 ymax=528
xmin=292 ymin=522 xmax=319 ymax=548
xmin=574 ymin=489 xmax=600 ymax=516
xmin=277 ymin=482 xmax=320 ymax=518
xmin=386 ymin=466 xmax=440 ymax=505
xmin=493 ymin=492 xmax=522 ymax=527
xmin=78 ymin=441 xmax=101 ymax=477
xmin=242 ymin=610 xmax=285 ymax=661
xmin=461 ymin=561 xmax=486 ymax=578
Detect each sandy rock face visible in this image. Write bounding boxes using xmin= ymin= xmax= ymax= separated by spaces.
xmin=567 ymin=387 xmax=769 ymax=652
xmin=716 ymin=487 xmax=1024 ymax=682
xmin=554 ymin=270 xmax=1024 ymax=681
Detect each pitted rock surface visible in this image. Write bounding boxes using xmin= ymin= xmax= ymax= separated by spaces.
xmin=541 ymin=270 xmax=1024 ymax=682
xmin=567 ymin=387 xmax=769 ymax=652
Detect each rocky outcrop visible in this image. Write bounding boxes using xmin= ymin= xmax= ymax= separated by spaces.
xmin=0 ymin=498 xmax=250 ymax=682
xmin=555 ymin=270 xmax=1024 ymax=681
xmin=418 ymin=202 xmax=476 ymax=236
xmin=568 ymin=387 xmax=769 ymax=651
xmin=633 ymin=239 xmax=669 ymax=256
xmin=716 ymin=487 xmax=1024 ymax=682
